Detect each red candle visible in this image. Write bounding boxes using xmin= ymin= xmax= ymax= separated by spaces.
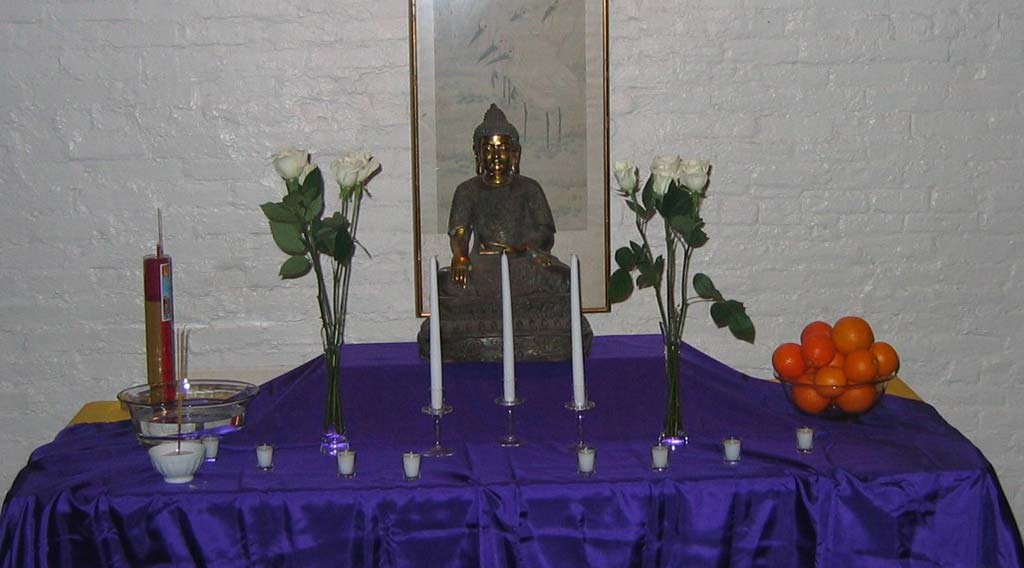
xmin=144 ymin=251 xmax=174 ymax=400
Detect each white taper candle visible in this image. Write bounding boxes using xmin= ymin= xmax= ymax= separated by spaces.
xmin=429 ymin=256 xmax=444 ymax=410
xmin=570 ymin=254 xmax=586 ymax=407
xmin=501 ymin=252 xmax=516 ymax=402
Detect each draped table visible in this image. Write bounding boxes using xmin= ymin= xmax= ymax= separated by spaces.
xmin=2 ymin=335 xmax=1022 ymax=567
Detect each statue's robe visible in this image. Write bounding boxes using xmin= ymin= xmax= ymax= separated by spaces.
xmin=441 ymin=175 xmax=569 ymax=297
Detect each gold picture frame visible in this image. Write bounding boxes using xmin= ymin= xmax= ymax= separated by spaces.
xmin=408 ymin=0 xmax=610 ymax=316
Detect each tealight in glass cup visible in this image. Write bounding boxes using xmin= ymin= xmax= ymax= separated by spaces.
xmin=256 ymin=444 xmax=274 ymax=471
xmin=337 ymin=450 xmax=356 ymax=478
xmin=577 ymin=446 xmax=596 ymax=477
xmin=201 ymin=436 xmax=219 ymax=463
xmin=403 ymin=452 xmax=421 ymax=481
xmin=796 ymin=426 xmax=814 ymax=453
xmin=651 ymin=444 xmax=669 ymax=471
xmin=723 ymin=437 xmax=741 ymax=464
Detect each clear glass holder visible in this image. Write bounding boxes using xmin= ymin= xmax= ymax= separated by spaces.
xmin=320 ymin=428 xmax=349 ymax=456
xmin=495 ymin=397 xmax=525 ymax=447
xmin=658 ymin=431 xmax=689 ymax=450
xmin=421 ymin=403 xmax=454 ymax=457
xmin=565 ymin=399 xmax=596 ymax=450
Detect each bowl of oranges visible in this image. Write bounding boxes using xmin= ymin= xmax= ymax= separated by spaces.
xmin=772 ymin=316 xmax=901 ymax=419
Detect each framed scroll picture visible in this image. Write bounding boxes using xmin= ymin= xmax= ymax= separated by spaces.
xmin=409 ymin=0 xmax=610 ymax=315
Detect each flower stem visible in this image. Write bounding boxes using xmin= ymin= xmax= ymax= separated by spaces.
xmin=674 ymin=246 xmax=694 ymax=339
xmin=628 ymin=192 xmax=669 ymax=331
xmin=664 ymin=218 xmax=678 ymax=340
xmin=337 ymin=187 xmax=364 ymax=338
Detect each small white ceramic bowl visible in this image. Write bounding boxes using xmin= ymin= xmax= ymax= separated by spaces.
xmin=148 ymin=441 xmax=204 ymax=484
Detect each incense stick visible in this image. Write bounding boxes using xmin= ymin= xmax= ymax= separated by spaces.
xmin=157 ymin=208 xmax=164 ymax=258
xmin=175 ymin=326 xmax=189 ymax=453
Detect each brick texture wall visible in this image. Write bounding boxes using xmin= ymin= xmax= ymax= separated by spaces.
xmin=1 ymin=0 xmax=1022 ymax=535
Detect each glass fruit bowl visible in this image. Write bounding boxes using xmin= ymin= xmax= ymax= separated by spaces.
xmin=775 ymin=373 xmax=895 ymax=419
xmin=117 ymin=380 xmax=259 ymax=446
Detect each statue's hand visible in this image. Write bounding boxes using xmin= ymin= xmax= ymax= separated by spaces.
xmin=529 ymin=250 xmax=554 ymax=267
xmin=451 ymin=256 xmax=471 ymax=288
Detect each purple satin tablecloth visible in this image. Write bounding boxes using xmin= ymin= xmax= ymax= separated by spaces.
xmin=3 ymin=335 xmax=1022 ymax=567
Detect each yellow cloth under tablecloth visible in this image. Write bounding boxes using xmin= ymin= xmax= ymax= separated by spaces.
xmin=68 ymin=378 xmax=923 ymax=426
xmin=885 ymin=377 xmax=920 ymax=401
xmin=69 ymin=401 xmax=130 ymax=425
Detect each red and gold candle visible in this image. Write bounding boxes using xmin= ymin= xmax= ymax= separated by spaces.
xmin=144 ymin=251 xmax=174 ymax=396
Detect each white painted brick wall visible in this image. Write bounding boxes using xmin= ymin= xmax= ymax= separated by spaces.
xmin=2 ymin=0 xmax=1022 ymax=537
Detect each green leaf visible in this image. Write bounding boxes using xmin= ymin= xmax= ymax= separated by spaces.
xmin=658 ymin=184 xmax=693 ymax=218
xmin=609 ymin=268 xmax=634 ymax=303
xmin=709 ymin=300 xmax=755 ymax=343
xmin=692 ymin=273 xmax=723 ymax=301
xmin=625 ymin=199 xmax=647 ymax=219
xmin=669 ymin=214 xmax=699 ymax=235
xmin=260 ymin=202 xmax=302 ymax=223
xmin=710 ymin=300 xmax=735 ymax=328
xmin=630 ymin=241 xmax=644 ymax=259
xmin=269 ymin=221 xmax=306 ymax=255
xmin=306 ymin=198 xmax=324 ymax=222
xmin=614 ymin=246 xmax=637 ymax=271
xmin=282 ymin=192 xmax=304 ymax=209
xmin=299 ymin=166 xmax=324 ymax=196
xmin=635 ymin=254 xmax=652 ymax=278
xmin=314 ymin=212 xmax=352 ymax=256
xmin=279 ymin=255 xmax=311 ymax=279
xmin=315 ymin=226 xmax=337 ymax=256
xmin=320 ymin=211 xmax=349 ymax=230
xmin=333 ymin=226 xmax=355 ymax=263
xmin=636 ymin=271 xmax=654 ymax=290
xmin=728 ymin=308 xmax=756 ymax=344
xmin=641 ymin=175 xmax=655 ymax=212
xmin=299 ymin=169 xmax=324 ymax=222
xmin=684 ymin=226 xmax=708 ymax=248
xmin=637 ymin=254 xmax=664 ymax=289
xmin=668 ymin=211 xmax=708 ymax=248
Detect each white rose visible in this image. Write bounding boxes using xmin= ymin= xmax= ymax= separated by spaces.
xmin=356 ymin=155 xmax=381 ymax=184
xmin=331 ymin=152 xmax=380 ymax=189
xmin=650 ymin=155 xmax=681 ymax=196
xmin=678 ymin=159 xmax=710 ymax=193
xmin=613 ymin=160 xmax=638 ymax=194
xmin=272 ymin=147 xmax=308 ymax=181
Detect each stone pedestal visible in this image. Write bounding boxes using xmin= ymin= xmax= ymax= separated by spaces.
xmin=417 ymin=292 xmax=593 ymax=362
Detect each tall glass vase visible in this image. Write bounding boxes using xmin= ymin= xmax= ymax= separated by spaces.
xmin=659 ymin=338 xmax=688 ymax=448
xmin=320 ymin=344 xmax=349 ymax=455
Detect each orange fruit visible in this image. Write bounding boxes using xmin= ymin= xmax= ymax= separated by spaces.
xmin=772 ymin=343 xmax=806 ymax=380
xmin=843 ymin=349 xmax=880 ymax=384
xmin=801 ymin=320 xmax=833 ymax=343
xmin=832 ymin=316 xmax=875 ymax=354
xmin=836 ymin=385 xmax=878 ymax=414
xmin=801 ymin=334 xmax=837 ymax=369
xmin=793 ymin=384 xmax=831 ymax=414
xmin=870 ymin=342 xmax=900 ymax=376
xmin=793 ymin=372 xmax=814 ymax=385
xmin=827 ymin=350 xmax=845 ymax=369
xmin=814 ymin=366 xmax=848 ymax=399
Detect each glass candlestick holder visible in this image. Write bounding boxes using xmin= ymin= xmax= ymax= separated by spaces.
xmin=421 ymin=402 xmax=454 ymax=457
xmin=565 ymin=399 xmax=596 ymax=451
xmin=495 ymin=397 xmax=525 ymax=447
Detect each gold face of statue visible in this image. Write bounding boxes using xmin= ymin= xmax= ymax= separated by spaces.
xmin=478 ymin=135 xmax=519 ymax=187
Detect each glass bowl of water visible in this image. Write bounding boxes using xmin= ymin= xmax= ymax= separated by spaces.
xmin=117 ymin=380 xmax=259 ymax=446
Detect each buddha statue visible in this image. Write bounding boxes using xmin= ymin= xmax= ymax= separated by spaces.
xmin=417 ymin=104 xmax=593 ymax=362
